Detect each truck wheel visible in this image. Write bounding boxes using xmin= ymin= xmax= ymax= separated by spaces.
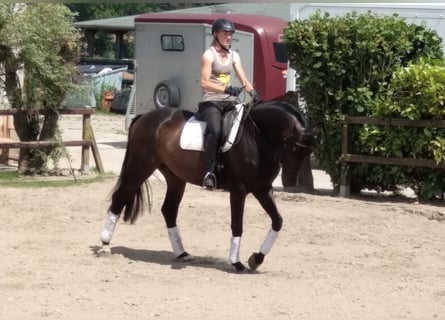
xmin=153 ymin=80 xmax=181 ymax=108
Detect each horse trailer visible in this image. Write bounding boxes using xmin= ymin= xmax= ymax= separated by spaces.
xmin=132 ymin=12 xmax=288 ymax=115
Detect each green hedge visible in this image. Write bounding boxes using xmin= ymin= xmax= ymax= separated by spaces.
xmin=359 ymin=59 xmax=445 ymax=199
xmin=284 ymin=11 xmax=444 ymax=199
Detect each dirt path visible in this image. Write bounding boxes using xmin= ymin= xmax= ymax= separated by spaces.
xmin=0 ymin=113 xmax=444 ymax=319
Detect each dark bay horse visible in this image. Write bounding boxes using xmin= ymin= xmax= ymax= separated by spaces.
xmin=100 ymin=100 xmax=315 ymax=272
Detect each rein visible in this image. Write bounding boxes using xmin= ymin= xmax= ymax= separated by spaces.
xmin=231 ymin=99 xmax=257 ymax=146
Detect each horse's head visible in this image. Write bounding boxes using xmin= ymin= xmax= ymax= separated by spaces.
xmin=258 ymin=101 xmax=316 ymax=187
xmin=280 ymin=118 xmax=316 ymax=184
xmin=282 ymin=124 xmax=316 ymax=155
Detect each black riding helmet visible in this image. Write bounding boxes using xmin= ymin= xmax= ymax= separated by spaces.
xmin=212 ymin=18 xmax=235 ymax=53
xmin=211 ymin=18 xmax=235 ymax=34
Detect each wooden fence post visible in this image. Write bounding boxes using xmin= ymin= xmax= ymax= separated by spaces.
xmin=81 ymin=112 xmax=91 ymax=173
xmin=339 ymin=116 xmax=351 ymax=196
xmin=86 ymin=122 xmax=105 ymax=174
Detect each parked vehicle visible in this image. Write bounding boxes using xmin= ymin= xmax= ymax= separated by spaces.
xmin=132 ymin=12 xmax=288 ymax=115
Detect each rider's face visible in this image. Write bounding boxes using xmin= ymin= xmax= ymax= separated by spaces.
xmin=215 ymin=30 xmax=234 ymax=48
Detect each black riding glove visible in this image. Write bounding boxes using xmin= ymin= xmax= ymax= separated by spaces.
xmin=249 ymin=89 xmax=261 ymax=103
xmin=224 ymin=86 xmax=243 ymax=97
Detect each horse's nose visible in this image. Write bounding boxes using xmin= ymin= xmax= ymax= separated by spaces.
xmin=301 ymin=132 xmax=316 ymax=147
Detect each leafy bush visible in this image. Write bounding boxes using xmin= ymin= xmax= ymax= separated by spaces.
xmin=284 ymin=11 xmax=443 ymax=197
xmin=358 ymin=59 xmax=445 ymax=199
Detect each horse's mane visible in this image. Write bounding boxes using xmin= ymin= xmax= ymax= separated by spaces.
xmin=258 ymin=100 xmax=309 ymax=129
xmin=249 ymin=100 xmax=315 ymax=148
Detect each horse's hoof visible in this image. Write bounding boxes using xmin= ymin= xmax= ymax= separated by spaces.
xmin=232 ymin=262 xmax=248 ymax=273
xmin=248 ymin=252 xmax=265 ymax=271
xmin=96 ymin=245 xmax=111 ymax=257
xmin=176 ymin=251 xmax=194 ymax=262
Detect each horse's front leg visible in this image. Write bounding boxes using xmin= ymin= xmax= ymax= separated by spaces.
xmin=249 ymin=186 xmax=283 ymax=271
xmin=229 ymin=189 xmax=248 ymax=272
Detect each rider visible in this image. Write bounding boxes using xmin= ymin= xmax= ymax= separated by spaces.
xmin=196 ymin=17 xmax=259 ymax=190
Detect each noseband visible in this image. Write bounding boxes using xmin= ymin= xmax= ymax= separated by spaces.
xmin=281 ymin=134 xmax=307 ymax=154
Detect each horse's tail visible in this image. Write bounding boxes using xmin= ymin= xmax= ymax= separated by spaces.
xmin=110 ymin=114 xmax=152 ymax=224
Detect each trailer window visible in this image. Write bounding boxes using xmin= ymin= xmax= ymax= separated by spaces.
xmin=161 ymin=35 xmax=184 ymax=52
xmin=273 ymin=42 xmax=288 ymax=63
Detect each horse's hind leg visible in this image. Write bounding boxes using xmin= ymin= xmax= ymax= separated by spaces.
xmin=101 ymin=153 xmax=158 ymax=245
xmin=159 ymin=169 xmax=191 ymax=261
xmin=249 ymin=187 xmax=283 ymax=271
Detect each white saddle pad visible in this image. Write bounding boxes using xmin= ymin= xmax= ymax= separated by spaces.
xmin=180 ymin=103 xmax=244 ymax=153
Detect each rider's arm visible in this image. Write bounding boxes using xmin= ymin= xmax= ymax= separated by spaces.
xmin=200 ymin=50 xmax=226 ymax=93
xmin=232 ymin=51 xmax=254 ymax=94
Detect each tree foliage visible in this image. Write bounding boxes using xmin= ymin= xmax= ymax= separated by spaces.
xmin=0 ymin=3 xmax=81 ymax=174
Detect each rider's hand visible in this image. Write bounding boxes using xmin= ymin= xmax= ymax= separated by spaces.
xmin=224 ymin=86 xmax=243 ymax=97
xmin=249 ymin=89 xmax=261 ymax=104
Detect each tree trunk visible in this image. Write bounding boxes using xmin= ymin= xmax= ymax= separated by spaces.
xmin=13 ymin=110 xmax=39 ymax=173
xmin=10 ymin=109 xmax=62 ymax=174
xmin=40 ymin=110 xmax=59 ymax=140
xmin=39 ymin=111 xmax=60 ymax=170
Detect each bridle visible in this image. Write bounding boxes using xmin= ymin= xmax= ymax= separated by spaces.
xmin=282 ymin=132 xmax=308 ymax=154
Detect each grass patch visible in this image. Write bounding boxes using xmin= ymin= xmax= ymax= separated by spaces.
xmin=0 ymin=171 xmax=115 ymax=188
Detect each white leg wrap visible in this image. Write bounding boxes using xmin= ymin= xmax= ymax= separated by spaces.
xmin=260 ymin=229 xmax=279 ymax=255
xmin=100 ymin=210 xmax=119 ymax=244
xmin=168 ymin=227 xmax=185 ymax=257
xmin=229 ymin=236 xmax=241 ymax=264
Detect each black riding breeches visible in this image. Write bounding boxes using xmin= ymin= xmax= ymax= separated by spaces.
xmin=196 ymin=101 xmax=234 ymax=174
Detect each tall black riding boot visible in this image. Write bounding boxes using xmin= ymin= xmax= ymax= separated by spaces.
xmin=203 ymin=134 xmax=217 ymax=190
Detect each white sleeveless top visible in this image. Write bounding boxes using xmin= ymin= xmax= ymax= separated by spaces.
xmin=201 ymin=47 xmax=239 ymax=103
